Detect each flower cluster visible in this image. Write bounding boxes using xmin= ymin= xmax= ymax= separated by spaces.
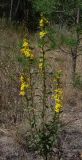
xmin=39 ymin=31 xmax=48 ymax=39
xmin=52 ymin=71 xmax=63 ymax=113
xmin=54 ymin=88 xmax=63 ymax=113
xmin=39 ymin=15 xmax=48 ymax=28
xmin=39 ymin=15 xmax=48 ymax=39
xmin=39 ymin=58 xmax=43 ymax=71
xmin=21 ymin=38 xmax=34 ymax=59
xmin=19 ymin=75 xmax=29 ymax=96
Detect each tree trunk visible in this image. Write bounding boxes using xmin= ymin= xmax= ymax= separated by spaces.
xmin=76 ymin=8 xmax=80 ymax=24
xmin=14 ymin=0 xmax=21 ymax=17
xmin=71 ymin=49 xmax=77 ymax=80
xmin=9 ymin=0 xmax=13 ymax=21
xmin=71 ymin=7 xmax=80 ymax=81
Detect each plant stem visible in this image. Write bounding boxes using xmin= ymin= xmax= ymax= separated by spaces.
xmin=42 ymin=46 xmax=46 ymax=130
xmin=29 ymin=62 xmax=37 ymax=132
xmin=25 ymin=95 xmax=34 ymax=138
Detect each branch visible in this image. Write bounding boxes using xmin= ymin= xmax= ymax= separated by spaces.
xmin=0 ymin=128 xmax=9 ymax=135
xmin=77 ymin=53 xmax=82 ymax=57
xmin=9 ymin=0 xmax=14 ymax=21
xmin=76 ymin=8 xmax=80 ymax=24
xmin=45 ymin=48 xmax=51 ymax=52
xmin=14 ymin=0 xmax=21 ymax=16
xmin=59 ymin=47 xmax=71 ymax=55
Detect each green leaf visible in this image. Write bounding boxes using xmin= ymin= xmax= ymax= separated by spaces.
xmin=65 ymin=38 xmax=77 ymax=47
xmin=18 ymin=41 xmax=23 ymax=49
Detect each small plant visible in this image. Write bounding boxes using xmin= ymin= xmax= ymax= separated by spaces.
xmin=18 ymin=15 xmax=63 ymax=160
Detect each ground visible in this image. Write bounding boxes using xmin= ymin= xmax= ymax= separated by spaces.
xmin=0 ymin=21 xmax=82 ymax=160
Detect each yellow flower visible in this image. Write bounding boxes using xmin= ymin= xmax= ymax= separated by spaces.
xmin=39 ymin=16 xmax=48 ymax=28
xmin=39 ymin=15 xmax=48 ymax=39
xmin=20 ymin=90 xmax=25 ymax=96
xmin=39 ymin=58 xmax=43 ymax=70
xmin=52 ymin=71 xmax=63 ymax=113
xmin=39 ymin=31 xmax=47 ymax=39
xmin=39 ymin=62 xmax=43 ymax=70
xmin=55 ymin=103 xmax=62 ymax=113
xmin=23 ymin=40 xmax=29 ymax=48
xmin=20 ymin=75 xmax=24 ymax=82
xmin=19 ymin=75 xmax=30 ymax=96
xmin=20 ymin=83 xmax=28 ymax=90
xmin=21 ymin=38 xmax=34 ymax=59
xmin=54 ymin=88 xmax=63 ymax=113
xmin=40 ymin=19 xmax=44 ymax=28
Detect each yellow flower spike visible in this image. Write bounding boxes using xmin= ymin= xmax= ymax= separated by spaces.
xmin=39 ymin=58 xmax=43 ymax=71
xmin=39 ymin=15 xmax=48 ymax=40
xmin=23 ymin=41 xmax=29 ymax=48
xmin=39 ymin=16 xmax=48 ymax=28
xmin=54 ymin=87 xmax=63 ymax=113
xmin=40 ymin=19 xmax=44 ymax=28
xmin=39 ymin=31 xmax=48 ymax=39
xmin=21 ymin=38 xmax=34 ymax=59
xmin=53 ymin=71 xmax=63 ymax=113
xmin=20 ymin=75 xmax=24 ymax=82
xmin=19 ymin=75 xmax=30 ymax=96
xmin=20 ymin=83 xmax=28 ymax=90
xmin=55 ymin=103 xmax=62 ymax=113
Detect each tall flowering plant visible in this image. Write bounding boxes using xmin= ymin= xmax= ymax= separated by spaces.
xmin=19 ymin=38 xmax=37 ymax=140
xmin=18 ymin=15 xmax=63 ymax=160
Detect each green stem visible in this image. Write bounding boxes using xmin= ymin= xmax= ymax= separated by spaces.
xmin=42 ymin=47 xmax=46 ymax=130
xmin=29 ymin=62 xmax=37 ymax=132
xmin=25 ymin=95 xmax=34 ymax=138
